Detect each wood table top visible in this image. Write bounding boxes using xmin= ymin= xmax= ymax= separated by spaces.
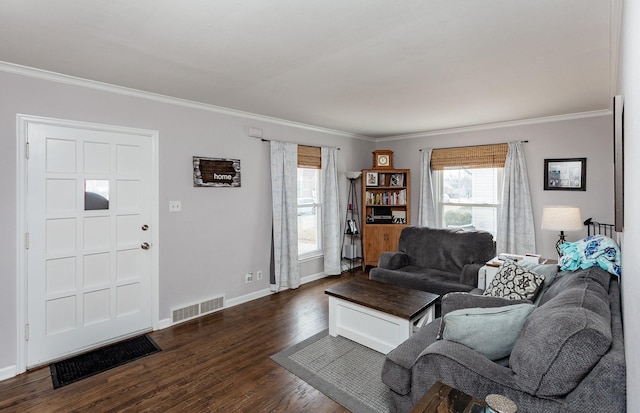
xmin=411 ymin=381 xmax=486 ymax=413
xmin=324 ymin=278 xmax=439 ymax=319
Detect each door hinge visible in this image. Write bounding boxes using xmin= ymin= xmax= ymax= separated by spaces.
xmin=25 ymin=232 xmax=29 ymax=249
xmin=25 ymin=324 xmax=29 ymax=341
xmin=25 ymin=141 xmax=29 ymax=159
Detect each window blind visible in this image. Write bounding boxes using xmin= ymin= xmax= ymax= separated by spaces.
xmin=298 ymin=145 xmax=321 ymax=168
xmin=431 ymin=143 xmax=508 ymax=170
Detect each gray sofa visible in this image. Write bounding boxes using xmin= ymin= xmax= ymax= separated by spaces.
xmin=369 ymin=226 xmax=496 ymax=296
xmin=381 ymin=266 xmax=626 ymax=413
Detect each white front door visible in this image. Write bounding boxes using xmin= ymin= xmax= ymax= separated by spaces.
xmin=25 ymin=118 xmax=157 ymax=368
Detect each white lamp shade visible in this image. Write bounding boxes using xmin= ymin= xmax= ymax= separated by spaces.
xmin=344 ymin=171 xmax=362 ymax=180
xmin=541 ymin=205 xmax=583 ymax=231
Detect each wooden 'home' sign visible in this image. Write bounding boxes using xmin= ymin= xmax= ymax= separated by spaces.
xmin=193 ymin=156 xmax=241 ymax=187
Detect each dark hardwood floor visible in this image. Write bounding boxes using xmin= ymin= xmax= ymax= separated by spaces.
xmin=0 ymin=269 xmax=368 ymax=412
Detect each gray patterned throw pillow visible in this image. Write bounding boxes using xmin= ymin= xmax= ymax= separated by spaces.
xmin=483 ymin=262 xmax=546 ymax=300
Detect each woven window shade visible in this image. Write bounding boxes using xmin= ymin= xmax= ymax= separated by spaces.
xmin=298 ymin=145 xmax=321 ymax=168
xmin=431 ymin=143 xmax=508 ymax=170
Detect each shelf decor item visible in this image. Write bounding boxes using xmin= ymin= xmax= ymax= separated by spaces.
xmin=390 ymin=173 xmax=404 ymax=186
xmin=373 ymin=150 xmax=394 ymax=169
xmin=365 ymin=172 xmax=378 ymax=187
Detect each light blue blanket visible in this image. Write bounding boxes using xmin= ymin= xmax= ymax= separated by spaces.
xmin=559 ymin=235 xmax=621 ymax=276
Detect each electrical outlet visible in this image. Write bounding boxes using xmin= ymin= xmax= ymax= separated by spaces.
xmin=169 ymin=200 xmax=182 ymax=212
xmin=256 ymin=270 xmax=263 ymax=280
xmin=245 ymin=272 xmax=253 ymax=283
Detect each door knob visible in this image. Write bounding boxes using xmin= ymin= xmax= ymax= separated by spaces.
xmin=141 ymin=224 xmax=149 ymax=231
xmin=141 ymin=242 xmax=150 ymax=250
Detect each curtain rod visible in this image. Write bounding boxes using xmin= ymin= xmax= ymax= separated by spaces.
xmin=261 ymin=138 xmax=340 ymax=150
xmin=418 ymin=140 xmax=528 ymax=151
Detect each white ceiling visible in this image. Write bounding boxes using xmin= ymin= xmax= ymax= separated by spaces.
xmin=0 ymin=0 xmax=618 ymax=138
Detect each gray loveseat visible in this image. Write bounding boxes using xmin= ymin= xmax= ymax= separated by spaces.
xmin=369 ymin=226 xmax=496 ymax=296
xmin=381 ymin=266 xmax=626 ymax=413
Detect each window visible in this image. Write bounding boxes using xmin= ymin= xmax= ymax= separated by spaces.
xmin=435 ymin=168 xmax=503 ymax=237
xmin=297 ymin=146 xmax=322 ymax=257
xmin=431 ymin=144 xmax=507 ymax=238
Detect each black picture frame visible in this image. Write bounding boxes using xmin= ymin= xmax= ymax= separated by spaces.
xmin=613 ymin=95 xmax=624 ymax=232
xmin=544 ymin=158 xmax=586 ymax=191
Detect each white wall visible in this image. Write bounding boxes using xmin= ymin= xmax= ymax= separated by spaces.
xmin=618 ymin=0 xmax=640 ymax=406
xmin=0 ymin=68 xmax=373 ymax=373
xmin=377 ymin=114 xmax=614 ymax=259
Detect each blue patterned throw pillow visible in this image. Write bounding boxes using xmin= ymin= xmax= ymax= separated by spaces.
xmin=483 ymin=262 xmax=545 ymax=300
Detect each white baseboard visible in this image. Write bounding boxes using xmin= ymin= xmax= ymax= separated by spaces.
xmin=155 ymin=271 xmax=329 ymax=330
xmin=0 ymin=365 xmax=17 ymax=382
xmin=156 ymin=318 xmax=172 ymax=330
xmin=225 ymin=271 xmax=327 ymax=307
xmin=300 ymin=271 xmax=329 ymax=284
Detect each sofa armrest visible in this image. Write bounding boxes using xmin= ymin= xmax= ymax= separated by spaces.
xmin=460 ymin=263 xmax=483 ymax=286
xmin=378 ymin=251 xmax=409 ymax=269
xmin=441 ymin=292 xmax=532 ymax=317
xmin=411 ymin=340 xmax=521 ymax=400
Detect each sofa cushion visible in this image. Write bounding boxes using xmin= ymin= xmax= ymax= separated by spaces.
xmin=539 ymin=266 xmax=611 ymax=306
xmin=440 ymin=303 xmax=534 ymax=360
xmin=510 ymin=280 xmax=612 ymax=397
xmin=378 ymin=251 xmax=409 ymax=270
xmin=397 ymin=226 xmax=495 ymax=274
xmin=483 ymin=262 xmax=545 ymax=300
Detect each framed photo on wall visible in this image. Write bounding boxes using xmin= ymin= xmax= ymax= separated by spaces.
xmin=544 ymin=158 xmax=586 ymax=191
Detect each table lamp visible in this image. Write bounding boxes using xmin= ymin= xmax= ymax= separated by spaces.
xmin=541 ymin=205 xmax=583 ymax=256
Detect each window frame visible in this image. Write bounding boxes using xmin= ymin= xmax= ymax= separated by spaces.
xmin=434 ymin=167 xmax=504 ymax=237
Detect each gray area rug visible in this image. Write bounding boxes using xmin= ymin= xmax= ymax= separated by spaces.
xmin=271 ymin=330 xmax=390 ymax=413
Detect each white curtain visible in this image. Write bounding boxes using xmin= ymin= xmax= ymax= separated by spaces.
xmin=321 ymin=147 xmax=341 ymax=275
xmin=270 ymin=141 xmax=300 ymax=292
xmin=497 ymin=141 xmax=536 ymax=254
xmin=417 ymin=148 xmax=437 ymax=227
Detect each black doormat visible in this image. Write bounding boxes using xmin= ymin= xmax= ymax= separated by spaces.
xmin=50 ymin=335 xmax=161 ymax=389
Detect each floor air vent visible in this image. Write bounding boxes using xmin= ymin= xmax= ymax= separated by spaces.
xmin=171 ymin=295 xmax=225 ymax=324
xmin=200 ymin=296 xmax=224 ymax=314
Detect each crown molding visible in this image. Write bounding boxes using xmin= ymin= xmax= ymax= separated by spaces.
xmin=1 ymin=61 xmax=610 ymax=143
xmin=377 ymin=110 xmax=612 ymax=142
xmin=0 ymin=61 xmax=371 ymax=141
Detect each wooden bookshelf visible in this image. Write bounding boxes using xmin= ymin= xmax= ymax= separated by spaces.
xmin=361 ymin=168 xmax=410 ymax=269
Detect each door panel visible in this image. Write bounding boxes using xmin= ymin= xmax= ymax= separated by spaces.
xmin=27 ymin=122 xmax=154 ymax=367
